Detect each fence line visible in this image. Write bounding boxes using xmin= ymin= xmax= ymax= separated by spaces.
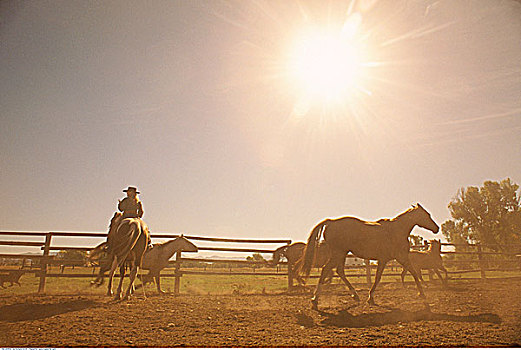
xmin=0 ymin=231 xmax=520 ymax=294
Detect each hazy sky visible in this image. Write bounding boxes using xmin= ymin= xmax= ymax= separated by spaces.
xmin=1 ymin=0 xmax=520 ymax=251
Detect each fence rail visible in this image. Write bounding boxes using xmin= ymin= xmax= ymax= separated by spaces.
xmin=0 ymin=230 xmax=520 ymax=294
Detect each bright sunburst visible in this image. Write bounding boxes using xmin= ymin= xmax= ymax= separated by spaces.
xmin=287 ymin=12 xmax=367 ymax=117
xmin=290 ymin=30 xmax=361 ymax=102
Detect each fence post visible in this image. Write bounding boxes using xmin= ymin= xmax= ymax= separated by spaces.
xmin=287 ymin=261 xmax=294 ymax=290
xmin=476 ymin=244 xmax=486 ymax=280
xmin=174 ymin=250 xmax=182 ymax=295
xmin=38 ymin=233 xmax=52 ymax=293
xmin=365 ymin=259 xmax=371 ymax=286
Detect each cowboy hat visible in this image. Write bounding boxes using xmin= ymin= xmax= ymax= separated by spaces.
xmin=123 ymin=186 xmax=140 ymax=194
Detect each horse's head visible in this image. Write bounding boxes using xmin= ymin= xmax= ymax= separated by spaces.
xmin=411 ymin=203 xmax=439 ymax=233
xmin=174 ymin=236 xmax=198 ymax=253
xmin=270 ymin=245 xmax=287 ymax=266
xmin=87 ymin=242 xmax=108 ymax=266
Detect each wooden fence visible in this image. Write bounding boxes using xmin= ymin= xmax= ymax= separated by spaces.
xmin=1 ymin=231 xmax=520 ymax=294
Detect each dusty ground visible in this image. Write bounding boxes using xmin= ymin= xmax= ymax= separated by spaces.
xmin=1 ymin=278 xmax=520 ymax=347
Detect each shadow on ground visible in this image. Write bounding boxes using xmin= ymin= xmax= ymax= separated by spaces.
xmin=318 ymin=306 xmax=501 ymax=328
xmin=0 ymin=299 xmax=99 ymax=322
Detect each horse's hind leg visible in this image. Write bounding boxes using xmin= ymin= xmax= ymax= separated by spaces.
xmin=336 ymin=259 xmax=360 ymax=302
xmin=367 ymin=260 xmax=387 ymax=305
xmin=397 ymin=257 xmax=426 ymax=300
xmin=400 ymin=268 xmax=407 ymax=287
xmin=106 ymin=257 xmax=118 ymax=297
xmin=311 ymin=259 xmax=336 ymax=310
xmin=124 ymin=266 xmax=139 ymax=300
xmin=114 ymin=265 xmax=125 ymax=300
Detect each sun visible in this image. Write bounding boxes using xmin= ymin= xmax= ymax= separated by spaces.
xmin=289 ymin=27 xmax=363 ymax=106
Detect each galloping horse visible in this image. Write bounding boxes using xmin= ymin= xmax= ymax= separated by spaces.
xmin=89 ymin=236 xmax=198 ymax=294
xmin=301 ymin=203 xmax=439 ymax=310
xmin=92 ymin=212 xmax=150 ymax=300
xmin=401 ymin=239 xmax=448 ymax=287
xmin=272 ymin=242 xmax=331 ymax=286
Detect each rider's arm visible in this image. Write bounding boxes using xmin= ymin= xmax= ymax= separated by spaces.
xmin=118 ymin=198 xmax=127 ymax=212
xmin=137 ymin=201 xmax=144 ymax=218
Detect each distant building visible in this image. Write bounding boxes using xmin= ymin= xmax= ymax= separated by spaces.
xmin=345 ymin=256 xmax=364 ymax=266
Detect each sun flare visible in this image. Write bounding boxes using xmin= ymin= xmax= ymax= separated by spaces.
xmin=289 ymin=27 xmax=363 ymax=106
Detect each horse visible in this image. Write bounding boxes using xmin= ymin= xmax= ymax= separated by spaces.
xmin=0 ymin=270 xmax=24 ymax=288
xmin=301 ymin=203 xmax=439 ymax=310
xmin=401 ymin=239 xmax=448 ymax=287
xmin=271 ymin=242 xmax=331 ymax=286
xmin=139 ymin=236 xmax=198 ymax=293
xmin=92 ymin=212 xmax=150 ymax=300
xmin=89 ymin=236 xmax=198 ymax=294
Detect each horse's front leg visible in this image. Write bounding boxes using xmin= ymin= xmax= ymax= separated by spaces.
xmin=290 ymin=262 xmax=306 ymax=287
xmin=439 ymin=265 xmax=449 ymax=287
xmin=397 ymin=256 xmax=426 ymax=300
xmin=154 ymin=272 xmax=165 ymax=294
xmin=367 ymin=260 xmax=387 ymax=305
xmin=433 ymin=268 xmax=448 ymax=287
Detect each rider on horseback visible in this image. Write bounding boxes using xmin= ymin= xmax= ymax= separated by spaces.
xmin=118 ymin=186 xmax=144 ymax=219
xmin=107 ymin=186 xmax=151 ymax=250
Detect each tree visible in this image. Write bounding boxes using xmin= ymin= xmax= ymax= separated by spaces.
xmin=246 ymin=253 xmax=266 ymax=263
xmin=56 ymin=249 xmax=87 ymax=263
xmin=442 ymin=178 xmax=521 ymax=253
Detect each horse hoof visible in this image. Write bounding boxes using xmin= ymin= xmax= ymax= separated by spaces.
xmin=352 ymin=294 xmax=360 ymax=302
xmin=311 ymin=299 xmax=319 ymax=311
xmin=366 ymin=297 xmax=376 ymax=306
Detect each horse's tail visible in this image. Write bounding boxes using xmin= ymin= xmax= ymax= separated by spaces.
xmin=300 ymin=220 xmax=329 ymax=278
xmin=122 ymin=220 xmax=142 ymax=263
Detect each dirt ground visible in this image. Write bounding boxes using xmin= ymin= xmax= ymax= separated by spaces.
xmin=1 ymin=278 xmax=520 ymax=348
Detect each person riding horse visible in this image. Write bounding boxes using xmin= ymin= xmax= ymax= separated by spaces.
xmin=119 ymin=186 xmax=144 ymax=219
xmin=108 ymin=186 xmax=150 ymax=250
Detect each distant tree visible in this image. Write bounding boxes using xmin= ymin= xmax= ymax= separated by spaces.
xmin=246 ymin=253 xmax=267 ymax=269
xmin=246 ymin=253 xmax=266 ymax=263
xmin=442 ymin=178 xmax=521 ymax=253
xmin=56 ymin=249 xmax=87 ymax=263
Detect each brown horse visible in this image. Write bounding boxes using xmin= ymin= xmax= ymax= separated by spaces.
xmin=272 ymin=242 xmax=331 ymax=286
xmin=301 ymin=203 xmax=439 ymax=310
xmin=93 ymin=212 xmax=150 ymax=300
xmin=90 ymin=236 xmax=198 ymax=294
xmin=401 ymin=239 xmax=448 ymax=287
